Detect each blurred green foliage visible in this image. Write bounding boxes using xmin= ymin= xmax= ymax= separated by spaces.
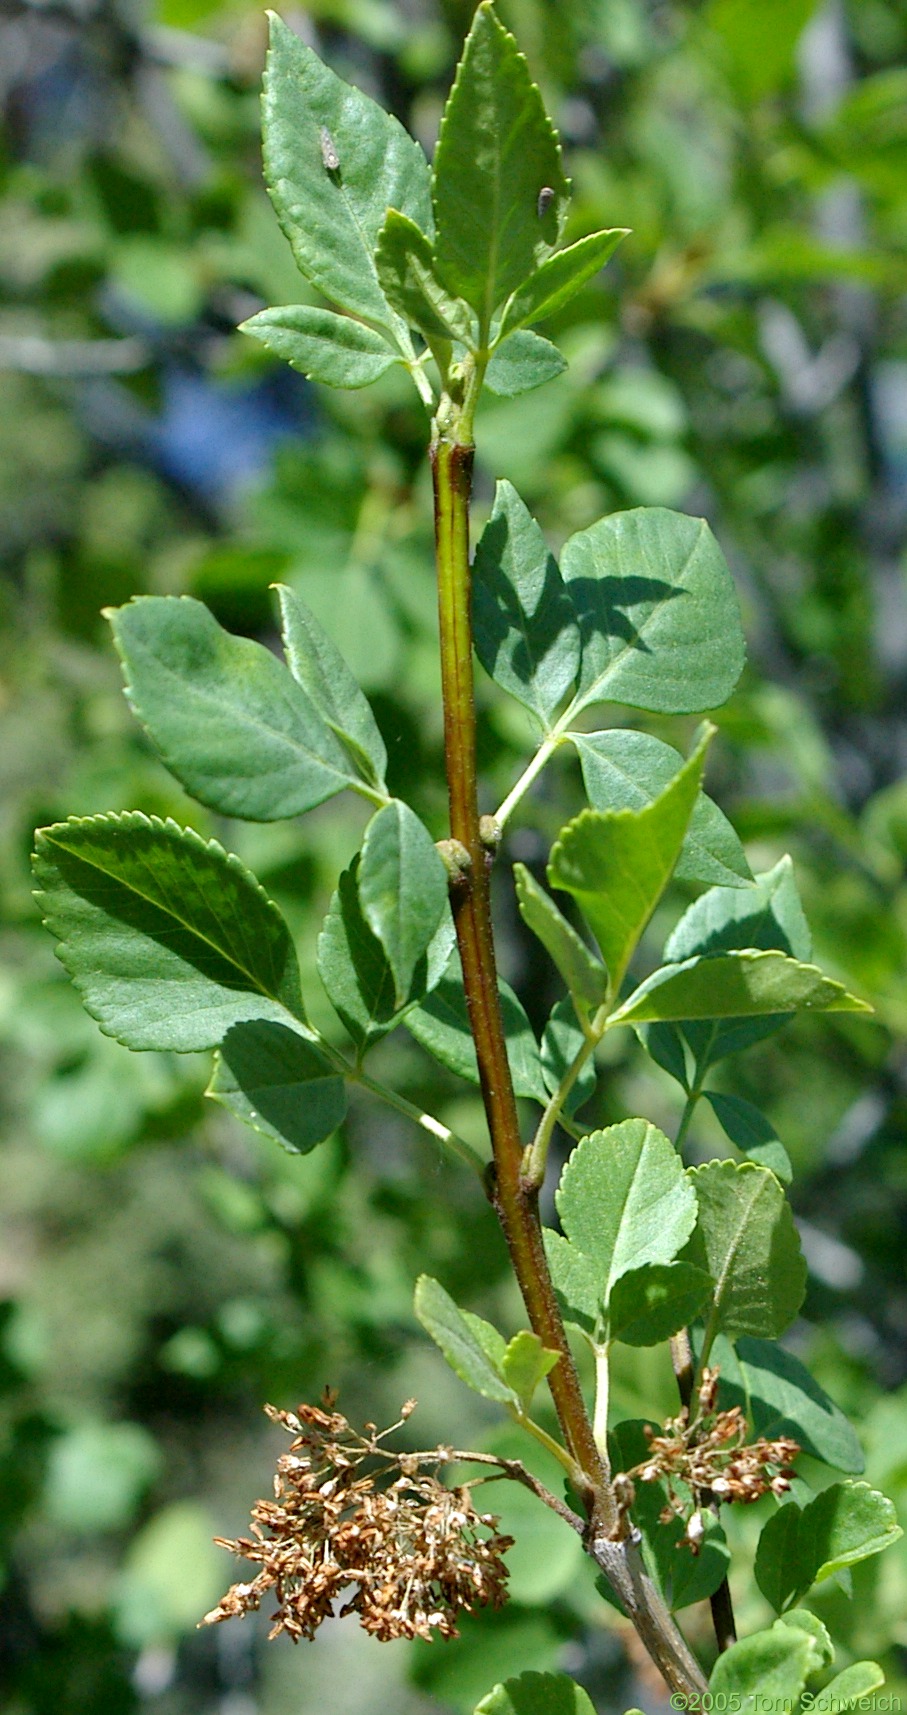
xmin=1 ymin=0 xmax=906 ymax=1710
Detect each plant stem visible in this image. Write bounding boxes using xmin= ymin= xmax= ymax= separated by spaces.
xmin=346 ymin=1064 xmax=486 ymax=1176
xmin=523 ymin=1000 xmax=608 ymax=1190
xmin=592 ymin=1343 xmax=611 ymax=1465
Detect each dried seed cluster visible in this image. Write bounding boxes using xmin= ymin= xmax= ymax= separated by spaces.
xmin=200 ymin=1397 xmax=513 ymax=1644
xmin=629 ymin=1368 xmax=799 ymax=1551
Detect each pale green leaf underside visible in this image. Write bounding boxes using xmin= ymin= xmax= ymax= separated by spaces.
xmin=500 ymin=1330 xmax=560 ymax=1408
xmin=474 ymin=1671 xmax=597 ymax=1715
xmin=573 ymin=728 xmax=752 ymax=889
xmin=357 ymin=801 xmax=448 ymax=1006
xmin=109 ymin=595 xmax=358 ymax=821
xmin=32 ymin=813 xmax=304 ymax=1052
xmin=499 ymin=228 xmax=629 ymax=336
xmin=817 ymin=1663 xmax=885 ymax=1706
xmin=317 ymin=855 xmax=454 ymax=1050
xmin=208 ymin=1019 xmax=345 ymax=1154
xmin=484 ymin=330 xmax=567 ymax=396
xmin=562 ymin=508 xmax=745 ymax=716
xmin=240 ymin=304 xmax=398 ymax=388
xmin=689 ymin=1159 xmax=806 ymax=1341
xmin=549 ymin=728 xmax=710 ymax=991
xmin=431 ymin=2 xmax=568 ymax=327
xmin=262 ymin=13 xmax=430 ymax=333
xmin=414 ymin=1275 xmax=517 ymax=1404
xmin=611 ymin=949 xmax=872 ymax=1026
xmin=709 ymin=1620 xmax=819 ymax=1711
xmin=276 ymin=584 xmax=387 ymax=787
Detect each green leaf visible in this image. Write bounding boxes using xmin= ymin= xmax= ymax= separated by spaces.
xmin=755 ymin=1484 xmax=902 ymax=1612
xmin=573 ymin=729 xmax=751 ymax=889
xmin=500 ymin=1331 xmax=560 ymax=1410
xmin=541 ymin=999 xmax=597 ymax=1117
xmin=664 ymin=856 xmax=813 ymax=1066
xmin=276 ymin=585 xmax=387 ymax=788
xmin=709 ymin=1618 xmax=819 ymax=1711
xmin=208 ymin=1021 xmax=345 ymax=1154
xmin=609 ymin=1261 xmax=713 ymax=1347
xmin=562 ymin=508 xmax=745 ymax=717
xmin=499 ymin=229 xmax=629 ymax=335
xmin=473 ymin=482 xmax=580 ymax=729
xmin=239 ymin=305 xmax=398 ymax=388
xmin=414 ymin=1276 xmax=517 ymax=1404
xmin=108 ymin=596 xmax=358 ymax=821
xmin=611 ymin=950 xmax=872 ymax=1027
xmin=33 ymin=813 xmax=304 ymax=1052
xmin=546 ymin=1120 xmax=698 ymax=1331
xmin=816 ymin=1662 xmax=885 ymax=1706
xmin=549 ymin=727 xmax=711 ymax=992
xmin=474 ymin=1671 xmax=596 ymax=1715
xmin=375 ymin=209 xmax=475 ymax=345
xmin=262 ymin=14 xmax=430 ymax=333
xmin=405 ymin=955 xmax=547 ymax=1102
xmin=431 ymin=3 xmax=568 ymax=329
xmin=730 ymin=1335 xmax=864 ymax=1473
xmin=317 ymin=856 xmax=454 ymax=1051
xmin=608 ymin=1420 xmax=730 ymax=1611
xmin=484 ymin=331 xmax=567 ymax=396
xmin=705 ymin=1092 xmax=792 ymax=1182
xmin=781 ymin=1609 xmax=834 ymax=1670
xmin=688 ymin=1159 xmax=806 ymax=1342
xmin=636 ymin=1022 xmax=689 ymax=1089
xmin=515 ymin=866 xmax=607 ymax=1010
xmin=357 ymin=801 xmax=449 ymax=1007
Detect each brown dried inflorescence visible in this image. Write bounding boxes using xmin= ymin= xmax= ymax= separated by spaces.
xmin=628 ymin=1368 xmax=800 ymax=1551
xmin=200 ymin=1396 xmax=513 ymax=1643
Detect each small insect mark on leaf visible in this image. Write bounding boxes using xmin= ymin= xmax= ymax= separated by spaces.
xmin=537 ymin=187 xmax=555 ymax=218
xmin=320 ymin=127 xmax=340 ymax=172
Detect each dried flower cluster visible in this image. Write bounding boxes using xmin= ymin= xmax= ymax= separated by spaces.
xmin=628 ymin=1368 xmax=799 ymax=1552
xmin=200 ymin=1397 xmax=513 ymax=1644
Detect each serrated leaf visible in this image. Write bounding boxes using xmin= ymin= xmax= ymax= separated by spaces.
xmin=414 ymin=1276 xmax=517 ymax=1404
xmin=473 ymin=482 xmax=580 ymax=729
xmin=730 ymin=1336 xmax=864 ymax=1473
xmin=705 ymin=1092 xmax=792 ymax=1182
xmin=375 ymin=208 xmax=475 ymax=345
xmin=755 ymin=1484 xmax=902 ymax=1612
xmin=573 ymin=728 xmax=751 ymax=888
xmin=499 ymin=229 xmax=629 ymax=335
xmin=500 ymin=1331 xmax=560 ymax=1410
xmin=474 ymin=1671 xmax=597 ymax=1715
xmin=546 ymin=1120 xmax=698 ymax=1332
xmin=405 ymin=954 xmax=547 ymax=1101
xmin=108 ymin=596 xmax=358 ymax=821
xmin=317 ymin=856 xmax=454 ymax=1051
xmin=484 ymin=330 xmax=567 ymax=396
xmin=709 ymin=1619 xmax=819 ymax=1710
xmin=549 ymin=727 xmax=711 ymax=992
xmin=663 ymin=856 xmax=812 ymax=1066
xmin=33 ymin=813 xmax=304 ymax=1052
xmin=432 ymin=3 xmax=568 ymax=330
xmin=208 ymin=1021 xmax=345 ymax=1154
xmin=562 ymin=508 xmax=745 ymax=717
xmin=609 ymin=1262 xmax=713 ymax=1347
xmin=240 ymin=305 xmax=398 ymax=388
xmin=611 ymin=950 xmax=872 ymax=1027
xmin=515 ymin=867 xmax=607 ymax=1010
xmin=357 ymin=801 xmax=449 ymax=1007
xmin=262 ymin=14 xmax=430 ymax=334
xmin=276 ymin=585 xmax=387 ymax=788
xmin=541 ymin=998 xmax=597 ymax=1117
xmin=817 ymin=1662 xmax=885 ymax=1705
xmin=688 ymin=1160 xmax=806 ymax=1342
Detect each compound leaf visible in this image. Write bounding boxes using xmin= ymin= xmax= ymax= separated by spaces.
xmin=33 ymin=813 xmax=304 ymax=1052
xmin=357 ymin=802 xmax=449 ymax=1008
